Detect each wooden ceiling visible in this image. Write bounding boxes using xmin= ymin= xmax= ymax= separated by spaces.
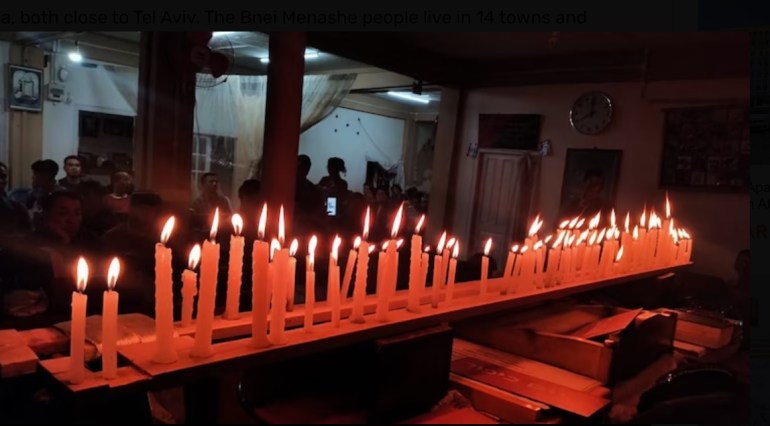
xmin=305 ymin=32 xmax=750 ymax=88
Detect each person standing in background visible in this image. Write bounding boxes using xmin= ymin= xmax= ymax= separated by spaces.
xmin=58 ymin=155 xmax=84 ymax=192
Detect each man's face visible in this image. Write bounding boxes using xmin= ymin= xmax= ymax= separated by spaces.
xmin=46 ymin=197 xmax=82 ymax=239
xmin=64 ymin=158 xmax=82 ymax=179
xmin=113 ymin=172 xmax=133 ymax=194
xmin=201 ymin=175 xmax=219 ymax=194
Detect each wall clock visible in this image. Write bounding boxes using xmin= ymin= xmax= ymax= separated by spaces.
xmin=569 ymin=91 xmax=613 ymax=135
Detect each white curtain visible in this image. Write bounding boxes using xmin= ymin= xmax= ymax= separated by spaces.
xmin=194 ymin=73 xmax=357 ymax=186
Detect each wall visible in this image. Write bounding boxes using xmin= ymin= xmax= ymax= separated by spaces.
xmin=299 ymin=107 xmax=405 ymax=193
xmin=450 ymin=78 xmax=749 ymax=280
xmin=0 ymin=41 xmax=9 ymax=165
xmin=42 ymin=56 xmax=136 ymax=180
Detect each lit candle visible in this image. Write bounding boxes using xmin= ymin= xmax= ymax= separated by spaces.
xmin=377 ymin=204 xmax=404 ymax=322
xmin=69 ymin=257 xmax=88 ymax=384
xmin=431 ymin=232 xmax=447 ymax=308
xmin=442 ymin=237 xmax=456 ymax=288
xmin=558 ymin=235 xmax=574 ymax=285
xmin=636 ymin=210 xmax=648 ymax=270
xmin=658 ymin=195 xmax=672 ymax=266
xmin=573 ymin=231 xmax=589 ymax=276
xmin=250 ymin=204 xmax=270 ymax=348
xmin=545 ymin=233 xmax=565 ymax=287
xmin=340 ymin=237 xmax=359 ymax=301
xmin=269 ymin=239 xmax=289 ymax=344
xmin=350 ymin=208 xmax=371 ymax=324
xmin=191 ymin=209 xmax=221 ymax=359
xmin=102 ymin=257 xmax=120 ymax=380
xmin=480 ymin=238 xmax=492 ymax=298
xmin=420 ymin=246 xmax=430 ymax=297
xmin=525 ymin=215 xmax=544 ymax=247
xmin=376 ymin=243 xmax=387 ymax=321
xmin=224 ymin=214 xmax=245 ymax=320
xmin=153 ymin=217 xmax=178 ymax=364
xmin=288 ymin=239 xmax=298 ymax=312
xmin=328 ymin=236 xmax=342 ymax=327
xmin=501 ymin=244 xmax=518 ymax=295
xmin=533 ymin=239 xmax=546 ymax=289
xmin=181 ymin=245 xmax=200 ymax=327
xmin=614 ymin=245 xmax=625 ymax=274
xmin=446 ymin=242 xmax=460 ymax=303
xmin=304 ymin=236 xmax=318 ymax=332
xmin=407 ymin=215 xmax=426 ymax=313
xmin=682 ymin=229 xmax=693 ymax=263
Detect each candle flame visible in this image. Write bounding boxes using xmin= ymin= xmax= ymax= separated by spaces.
xmin=188 ymin=244 xmax=201 ymax=270
xmin=610 ymin=209 xmax=616 ymax=228
xmin=231 ymin=213 xmax=243 ymax=236
xmin=544 ymin=235 xmax=553 ymax=244
xmin=210 ymin=208 xmax=220 ymax=241
xmin=624 ymin=213 xmax=630 ymax=233
xmin=615 ymin=246 xmax=624 ymax=262
xmin=512 ymin=244 xmax=520 ymax=253
xmin=640 ymin=209 xmax=647 ymax=228
xmin=647 ymin=211 xmax=656 ymax=230
xmin=669 ymin=218 xmax=675 ymax=234
xmin=452 ymin=242 xmax=459 ymax=258
xmin=566 ymin=234 xmax=576 ymax=248
xmin=279 ymin=205 xmax=286 ymax=245
xmin=332 ymin=235 xmax=341 ymax=263
xmin=354 ymin=236 xmax=362 ymax=249
xmin=160 ymin=216 xmax=175 ymax=244
xmin=553 ymin=231 xmax=566 ymax=248
xmin=437 ymin=231 xmax=447 ymax=253
xmin=678 ymin=228 xmax=685 ymax=239
xmin=528 ymin=215 xmax=543 ymax=236
xmin=520 ymin=245 xmax=529 ymax=253
xmin=424 ymin=245 xmax=431 ymax=253
xmin=533 ymin=241 xmax=543 ymax=251
xmin=258 ymin=203 xmax=268 ymax=240
xmin=672 ymin=229 xmax=679 ymax=242
xmin=290 ymin=239 xmax=298 ymax=257
xmin=308 ymin=236 xmax=318 ymax=267
xmin=447 ymin=237 xmax=456 ymax=249
xmin=382 ymin=241 xmax=389 ymax=250
xmin=568 ymin=216 xmax=579 ymax=230
xmin=363 ymin=207 xmax=370 ymax=239
xmin=589 ymin=212 xmax=601 ymax=229
xmin=683 ymin=229 xmax=691 ymax=239
xmin=397 ymin=239 xmax=404 ymax=249
xmin=578 ymin=230 xmax=589 ymax=244
xmin=598 ymin=228 xmax=607 ymax=244
xmin=76 ymin=257 xmax=88 ymax=293
xmin=665 ymin=193 xmax=671 ymax=219
xmin=368 ymin=245 xmax=375 ymax=254
xmin=484 ymin=238 xmax=493 ymax=256
xmin=633 ymin=226 xmax=639 ymax=240
xmin=415 ymin=214 xmax=426 ymax=233
xmin=270 ymin=239 xmax=281 ymax=261
xmin=559 ymin=219 xmax=569 ymax=229
xmin=107 ymin=257 xmax=120 ymax=291
xmin=391 ymin=203 xmax=404 ymax=239
xmin=588 ymin=230 xmax=598 ymax=246
xmin=576 ymin=218 xmax=586 ymax=229
xmin=614 ymin=228 xmax=620 ymax=240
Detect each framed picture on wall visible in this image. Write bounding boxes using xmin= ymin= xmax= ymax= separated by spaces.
xmin=8 ymin=65 xmax=43 ymax=112
xmin=659 ymin=104 xmax=749 ymax=191
xmin=559 ymin=148 xmax=622 ymax=219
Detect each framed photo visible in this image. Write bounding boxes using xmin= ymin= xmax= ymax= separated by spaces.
xmin=559 ymin=148 xmax=622 ymax=219
xmin=8 ymin=65 xmax=43 ymax=112
xmin=660 ymin=105 xmax=748 ymax=191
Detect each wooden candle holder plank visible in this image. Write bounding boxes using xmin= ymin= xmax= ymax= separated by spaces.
xmin=39 ymin=356 xmax=150 ymax=395
xmin=0 ymin=329 xmax=39 ymax=378
xmin=120 ymin=265 xmax=689 ymax=388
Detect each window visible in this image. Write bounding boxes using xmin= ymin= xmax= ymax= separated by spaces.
xmin=191 ymin=134 xmax=235 ymax=198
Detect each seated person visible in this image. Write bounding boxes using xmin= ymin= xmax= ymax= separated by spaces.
xmin=191 ymin=172 xmax=232 ymax=238
xmin=80 ymin=180 xmax=118 ymax=236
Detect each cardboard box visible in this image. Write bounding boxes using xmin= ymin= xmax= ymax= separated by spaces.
xmin=454 ymin=303 xmax=676 ymax=385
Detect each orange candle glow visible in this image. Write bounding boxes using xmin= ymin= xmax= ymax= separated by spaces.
xmin=102 ymin=257 xmax=120 ymax=380
xmin=251 ymin=204 xmax=270 ymax=348
xmin=304 ymin=236 xmax=318 ymax=332
xmin=328 ymin=236 xmax=342 ymax=327
xmin=153 ymin=217 xmax=178 ymax=364
xmin=191 ymin=209 xmax=221 ymax=358
xmin=69 ymin=257 xmax=89 ymax=384
xmin=479 ymin=238 xmax=492 ymax=298
xmin=181 ymin=245 xmax=200 ymax=327
xmin=407 ymin=215 xmax=425 ymax=312
xmin=351 ymin=208 xmax=371 ymax=324
xmin=446 ymin=243 xmax=460 ymax=303
xmin=224 ymin=214 xmax=245 ymax=320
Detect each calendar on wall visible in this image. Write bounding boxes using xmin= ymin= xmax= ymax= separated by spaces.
xmin=659 ymin=104 xmax=749 ymax=191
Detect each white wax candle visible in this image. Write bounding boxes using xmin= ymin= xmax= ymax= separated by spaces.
xmin=501 ymin=249 xmax=515 ymax=295
xmin=102 ymin=258 xmax=120 ymax=380
xmin=70 ymin=257 xmax=89 ymax=384
xmin=446 ymin=243 xmax=459 ymax=303
xmin=431 ymin=253 xmax=443 ymax=308
xmin=269 ymin=242 xmax=290 ymax=345
xmin=328 ymin=237 xmax=342 ymax=327
xmin=340 ymin=247 xmax=358 ymax=300
xmin=224 ymin=214 xmax=245 ymax=320
xmin=376 ymin=249 xmax=388 ymax=322
xmin=480 ymin=238 xmax=492 ymax=298
xmin=153 ymin=217 xmax=177 ymax=364
xmin=351 ymin=210 xmax=371 ymax=324
xmin=407 ymin=232 xmax=423 ymax=312
xmin=420 ymin=249 xmax=430 ymax=296
xmin=191 ymin=235 xmax=221 ymax=358
xmin=181 ymin=245 xmax=201 ymax=328
xmin=250 ymin=239 xmax=270 ymax=348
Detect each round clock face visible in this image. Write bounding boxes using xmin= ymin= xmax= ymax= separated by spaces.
xmin=570 ymin=92 xmax=613 ymax=135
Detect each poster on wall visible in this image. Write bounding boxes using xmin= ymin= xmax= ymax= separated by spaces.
xmin=8 ymin=65 xmax=43 ymax=112
xmin=659 ymin=104 xmax=749 ymax=191
xmin=559 ymin=148 xmax=622 ymax=219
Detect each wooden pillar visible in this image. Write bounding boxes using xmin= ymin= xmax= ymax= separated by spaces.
xmin=8 ymin=45 xmax=45 ymax=189
xmin=260 ymin=32 xmax=305 ymax=237
xmin=134 ymin=32 xmax=196 ymax=211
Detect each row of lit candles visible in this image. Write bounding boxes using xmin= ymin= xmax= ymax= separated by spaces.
xmin=66 ymin=195 xmax=693 ymax=383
